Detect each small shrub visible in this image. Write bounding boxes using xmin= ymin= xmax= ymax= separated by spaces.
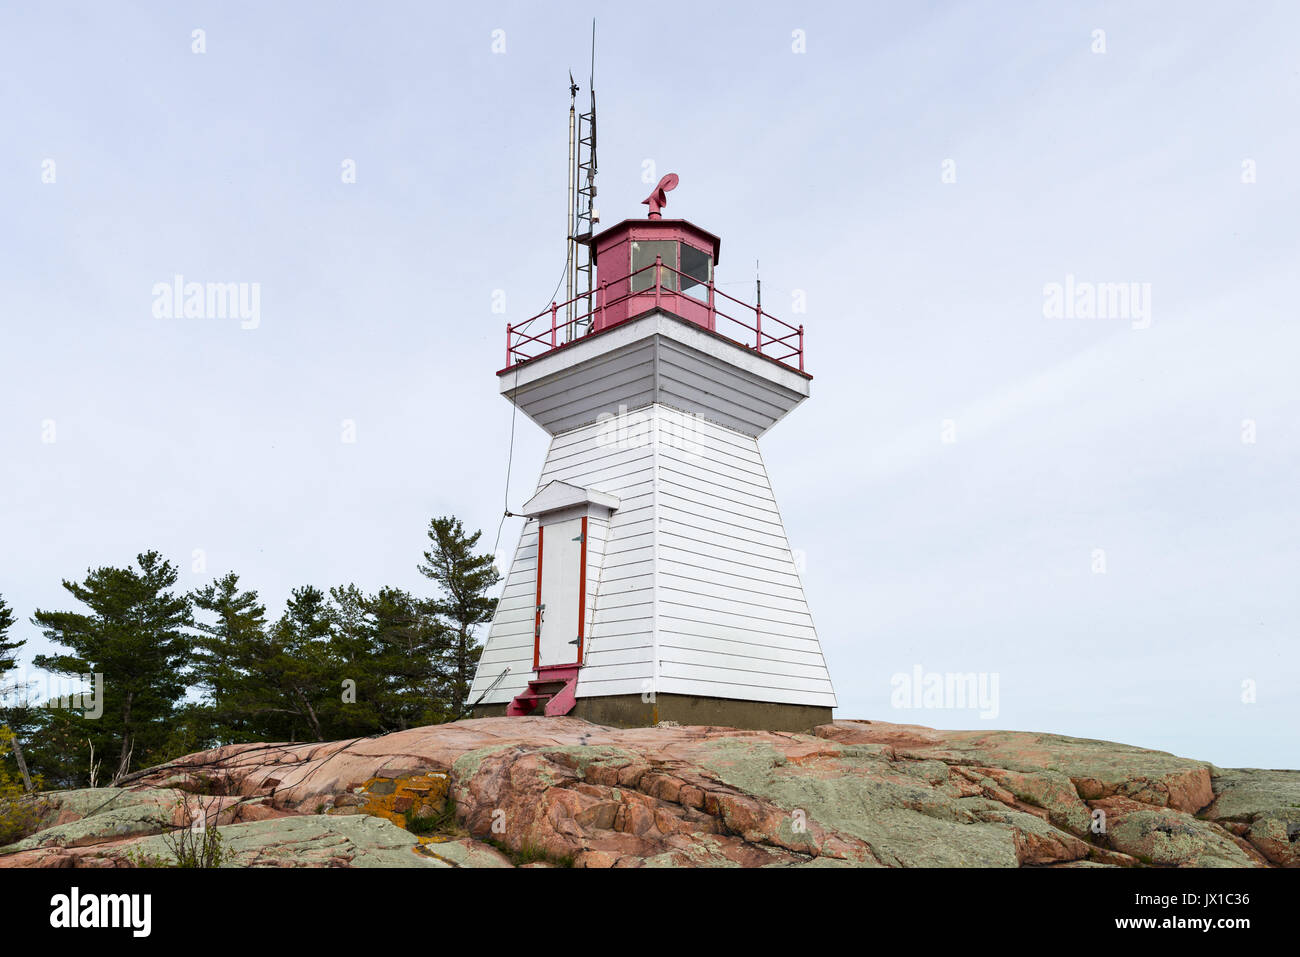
xmin=158 ymin=794 xmax=227 ymax=868
xmin=404 ymin=795 xmax=457 ymax=835
xmin=0 ymin=730 xmax=41 ymax=845
xmin=485 ymin=837 xmax=574 ymax=868
xmin=122 ymin=847 xmax=171 ymax=868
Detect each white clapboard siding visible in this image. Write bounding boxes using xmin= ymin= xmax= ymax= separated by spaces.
xmin=649 ymin=406 xmax=836 ymax=707
xmin=469 ymin=416 xmax=658 ymax=705
xmin=470 ymin=402 xmax=836 ymax=710
xmin=582 ymin=514 xmax=609 ymax=664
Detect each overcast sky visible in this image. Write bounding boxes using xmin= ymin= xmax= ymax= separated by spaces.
xmin=2 ymin=1 xmax=1296 ymax=768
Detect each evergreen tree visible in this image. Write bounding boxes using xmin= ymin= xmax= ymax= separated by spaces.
xmin=250 ymin=586 xmax=334 ymax=742
xmin=0 ymin=593 xmax=36 ymax=791
xmin=326 ymin=584 xmax=383 ymax=737
xmin=32 ymin=552 xmax=193 ymax=784
xmin=190 ymin=572 xmax=267 ymax=742
xmin=0 ymin=594 xmax=18 ymax=675
xmin=418 ymin=517 xmax=500 ymax=720
xmin=22 ymin=705 xmax=102 ymax=789
xmin=367 ymin=587 xmax=451 ymax=730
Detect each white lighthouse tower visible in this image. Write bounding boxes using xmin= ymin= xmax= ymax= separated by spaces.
xmin=469 ymin=176 xmax=835 ymax=731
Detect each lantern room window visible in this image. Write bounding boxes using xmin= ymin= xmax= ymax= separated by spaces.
xmin=630 ymin=240 xmax=677 ymax=292
xmin=629 ymin=239 xmax=714 ymax=297
xmin=679 ymin=243 xmax=712 ymax=299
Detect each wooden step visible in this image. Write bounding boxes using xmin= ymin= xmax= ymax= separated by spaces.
xmin=507 ymin=667 xmax=581 ymax=717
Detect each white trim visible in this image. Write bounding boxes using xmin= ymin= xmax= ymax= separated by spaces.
xmin=519 ymin=480 xmax=621 ymax=517
xmin=500 ymin=311 xmax=810 ymax=438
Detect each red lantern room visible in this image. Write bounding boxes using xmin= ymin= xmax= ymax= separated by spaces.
xmin=588 ymin=217 xmax=721 ymax=332
xmin=503 ymin=173 xmax=804 ymax=374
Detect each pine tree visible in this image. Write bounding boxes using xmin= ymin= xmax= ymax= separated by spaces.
xmin=18 ymin=706 xmax=86 ymax=790
xmin=190 ymin=572 xmax=267 ymax=743
xmin=418 ymin=517 xmax=500 ymax=720
xmin=32 ymin=552 xmax=193 ymax=784
xmin=0 ymin=593 xmax=36 ymax=791
xmin=367 ymin=587 xmax=451 ymax=730
xmin=325 ymin=584 xmax=383 ymax=737
xmin=0 ymin=594 xmax=18 ymax=675
xmin=0 ymin=594 xmax=19 ymax=705
xmin=253 ymin=586 xmax=334 ymax=742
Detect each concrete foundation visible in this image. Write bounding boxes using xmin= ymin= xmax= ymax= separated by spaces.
xmin=472 ymin=693 xmax=832 ymax=733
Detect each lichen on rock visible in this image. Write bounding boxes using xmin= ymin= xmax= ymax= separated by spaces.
xmin=2 ymin=717 xmax=1294 ymax=868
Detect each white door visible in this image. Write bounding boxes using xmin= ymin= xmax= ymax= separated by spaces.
xmin=536 ymin=517 xmax=585 ymax=668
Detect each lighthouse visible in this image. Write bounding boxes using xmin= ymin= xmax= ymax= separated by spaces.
xmin=468 ymin=176 xmax=836 ymax=731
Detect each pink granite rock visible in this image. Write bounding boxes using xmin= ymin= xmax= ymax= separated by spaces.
xmin=1 ymin=717 xmax=1292 ymax=868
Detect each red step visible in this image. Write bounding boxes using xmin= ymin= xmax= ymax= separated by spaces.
xmin=507 ymin=666 xmax=580 ymax=717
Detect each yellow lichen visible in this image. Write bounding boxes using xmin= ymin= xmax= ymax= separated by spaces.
xmin=344 ymin=770 xmax=451 ymax=831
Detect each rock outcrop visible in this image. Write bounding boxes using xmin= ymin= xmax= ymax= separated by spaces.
xmin=1 ymin=718 xmax=1295 ymax=868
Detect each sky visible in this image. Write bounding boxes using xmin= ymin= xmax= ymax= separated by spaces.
xmin=1 ymin=1 xmax=1296 ymax=768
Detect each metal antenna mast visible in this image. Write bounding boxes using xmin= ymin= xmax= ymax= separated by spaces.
xmin=566 ymin=72 xmax=578 ymax=331
xmin=568 ymin=20 xmax=598 ymax=340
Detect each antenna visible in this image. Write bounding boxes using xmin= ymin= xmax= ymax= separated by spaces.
xmin=566 ymin=73 xmax=578 ymax=330
xmin=568 ymin=20 xmax=599 ymax=340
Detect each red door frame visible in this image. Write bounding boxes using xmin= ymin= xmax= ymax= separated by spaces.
xmin=533 ymin=525 xmax=544 ymax=670
xmin=575 ymin=515 xmax=588 ymax=664
xmin=533 ymin=516 xmax=588 ymax=671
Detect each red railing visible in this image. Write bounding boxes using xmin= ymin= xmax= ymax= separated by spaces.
xmin=504 ymin=258 xmax=805 ymax=373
